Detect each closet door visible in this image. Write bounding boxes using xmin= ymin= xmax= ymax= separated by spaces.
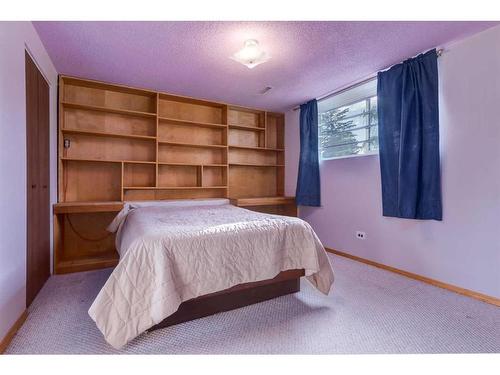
xmin=25 ymin=52 xmax=50 ymax=307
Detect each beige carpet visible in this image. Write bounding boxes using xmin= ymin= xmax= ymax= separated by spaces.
xmin=6 ymin=254 xmax=500 ymax=354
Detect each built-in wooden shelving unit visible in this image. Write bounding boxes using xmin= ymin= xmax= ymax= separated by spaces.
xmin=55 ymin=75 xmax=290 ymax=273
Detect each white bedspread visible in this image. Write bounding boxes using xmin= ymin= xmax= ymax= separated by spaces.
xmin=88 ymin=199 xmax=334 ymax=349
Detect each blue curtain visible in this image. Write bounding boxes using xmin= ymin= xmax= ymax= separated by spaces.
xmin=377 ymin=49 xmax=442 ymax=220
xmin=296 ymin=99 xmax=321 ymax=206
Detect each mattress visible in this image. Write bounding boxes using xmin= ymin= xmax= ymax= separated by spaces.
xmin=88 ymin=199 xmax=334 ymax=348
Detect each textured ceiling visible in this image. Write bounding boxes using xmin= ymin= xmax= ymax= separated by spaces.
xmin=33 ymin=21 xmax=497 ymax=112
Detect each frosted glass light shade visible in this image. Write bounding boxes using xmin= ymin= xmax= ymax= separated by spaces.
xmin=230 ymin=39 xmax=270 ymax=69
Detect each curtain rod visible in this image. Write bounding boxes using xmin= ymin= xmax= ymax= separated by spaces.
xmin=292 ymin=48 xmax=444 ymax=111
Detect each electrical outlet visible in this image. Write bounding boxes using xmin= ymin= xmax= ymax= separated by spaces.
xmin=356 ymin=231 xmax=366 ymax=240
xmin=63 ymin=138 xmax=71 ymax=149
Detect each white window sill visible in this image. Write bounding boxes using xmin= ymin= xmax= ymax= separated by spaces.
xmin=320 ymin=151 xmax=379 ymax=162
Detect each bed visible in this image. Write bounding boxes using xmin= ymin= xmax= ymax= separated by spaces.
xmin=88 ymin=199 xmax=334 ymax=349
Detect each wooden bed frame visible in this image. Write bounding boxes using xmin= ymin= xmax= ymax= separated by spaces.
xmin=150 ymin=269 xmax=305 ymax=331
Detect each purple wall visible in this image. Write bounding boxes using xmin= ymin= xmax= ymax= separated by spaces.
xmin=285 ymin=25 xmax=500 ymax=298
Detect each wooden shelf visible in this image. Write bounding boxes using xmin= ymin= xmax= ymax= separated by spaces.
xmin=230 ymin=196 xmax=297 ymax=217
xmin=229 ymin=163 xmax=284 ymax=167
xmin=228 ymin=124 xmax=265 ymax=132
xmin=159 ymin=116 xmax=226 ymax=129
xmin=158 ymin=141 xmax=227 ymax=149
xmin=62 ymin=128 xmax=156 ymax=141
xmin=230 ymin=197 xmax=295 ymax=207
xmin=61 ymin=157 xmax=156 ymax=164
xmin=53 ymin=201 xmax=124 ymax=214
xmin=123 ymin=186 xmax=227 ymax=190
xmin=62 ymin=101 xmax=156 ymax=118
xmin=55 ymin=253 xmax=119 ymax=274
xmin=158 ymin=162 xmax=227 ymax=167
xmin=228 ymin=145 xmax=284 ymax=152
xmin=227 ymin=105 xmax=265 ymax=114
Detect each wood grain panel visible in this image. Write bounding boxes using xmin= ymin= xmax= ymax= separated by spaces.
xmin=25 ymin=52 xmax=50 ymax=306
xmin=265 ymin=114 xmax=284 ymax=149
xmin=64 ymin=84 xmax=156 ymax=113
xmin=53 ymin=201 xmax=124 ymax=214
xmin=36 ymin=65 xmax=51 ymax=303
xmin=63 ymin=161 xmax=122 ymax=202
xmin=228 ymin=128 xmax=264 ymax=148
xmin=240 ymin=204 xmax=297 ymax=216
xmin=230 ymin=197 xmax=297 ymax=216
xmin=203 ymin=166 xmax=227 ymax=187
xmin=123 ymin=188 xmax=226 ymax=201
xmin=228 ymin=108 xmax=264 ymax=127
xmin=158 ymin=122 xmax=223 ymax=145
xmin=61 ymin=212 xmax=117 ymax=261
xmin=158 ymin=165 xmax=200 ymax=187
xmin=230 ymin=197 xmax=295 ymax=206
xmin=158 ymin=144 xmax=225 ymax=164
xmin=64 ymin=108 xmax=156 ymax=136
xmin=159 ymin=98 xmax=222 ymax=124
xmin=63 ymin=133 xmax=156 ymax=162
xmin=150 ymin=269 xmax=303 ymax=331
xmin=229 ymin=165 xmax=277 ymax=198
xmin=229 ymin=148 xmax=278 ymax=165
xmin=123 ymin=163 xmax=156 ymax=187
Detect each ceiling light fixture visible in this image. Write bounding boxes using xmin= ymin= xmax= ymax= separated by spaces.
xmin=230 ymin=39 xmax=270 ymax=69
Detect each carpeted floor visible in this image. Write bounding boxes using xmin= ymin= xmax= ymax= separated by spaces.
xmin=6 ymin=254 xmax=500 ymax=354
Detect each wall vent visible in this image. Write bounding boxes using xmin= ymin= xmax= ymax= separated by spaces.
xmin=260 ymin=86 xmax=273 ymax=95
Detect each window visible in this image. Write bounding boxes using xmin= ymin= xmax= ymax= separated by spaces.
xmin=318 ymin=78 xmax=378 ymax=160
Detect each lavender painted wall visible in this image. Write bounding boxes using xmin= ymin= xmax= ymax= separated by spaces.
xmin=285 ymin=25 xmax=500 ymax=298
xmin=0 ymin=22 xmax=58 ymax=340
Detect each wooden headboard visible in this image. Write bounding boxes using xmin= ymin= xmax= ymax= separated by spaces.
xmin=54 ymin=75 xmax=287 ymax=273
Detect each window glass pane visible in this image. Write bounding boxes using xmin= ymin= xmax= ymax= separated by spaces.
xmin=321 ymin=141 xmax=372 ymax=159
xmin=335 ymin=100 xmax=368 ymax=118
xmin=319 ymin=113 xmax=369 ymax=134
xmin=318 ymin=78 xmax=379 ymax=160
xmin=320 ymin=126 xmax=369 ymax=147
xmin=341 ymin=114 xmax=369 ymax=128
xmin=369 ymin=96 xmax=378 ymax=125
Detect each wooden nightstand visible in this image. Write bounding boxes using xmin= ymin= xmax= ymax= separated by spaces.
xmin=52 ymin=201 xmax=122 ymax=274
xmin=230 ymin=196 xmax=297 ymax=217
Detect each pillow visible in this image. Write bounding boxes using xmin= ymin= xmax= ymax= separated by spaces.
xmin=107 ymin=198 xmax=230 ymax=232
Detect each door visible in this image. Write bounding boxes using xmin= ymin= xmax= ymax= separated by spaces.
xmin=25 ymin=51 xmax=50 ymax=307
